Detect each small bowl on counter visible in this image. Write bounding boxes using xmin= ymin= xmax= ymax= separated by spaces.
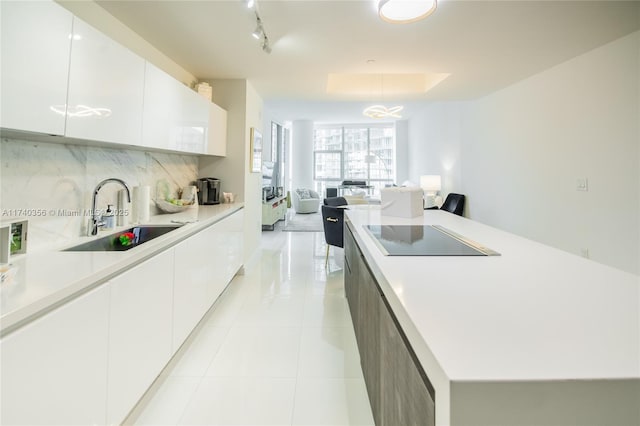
xmin=154 ymin=199 xmax=197 ymax=214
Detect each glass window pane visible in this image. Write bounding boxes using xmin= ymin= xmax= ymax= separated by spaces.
xmin=271 ymin=122 xmax=278 ymax=161
xmin=344 ymin=151 xmax=367 ymax=180
xmin=343 ymin=128 xmax=368 ymax=180
xmin=369 ymin=127 xmax=395 ymax=183
xmin=312 ymin=124 xmax=395 ymax=196
xmin=343 ymin=128 xmax=367 ymax=153
xmin=314 ymin=128 xmax=342 ymax=151
xmin=314 ymin=152 xmax=341 ymax=179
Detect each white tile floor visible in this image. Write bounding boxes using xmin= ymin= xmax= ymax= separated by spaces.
xmin=128 ymin=223 xmax=374 ymax=426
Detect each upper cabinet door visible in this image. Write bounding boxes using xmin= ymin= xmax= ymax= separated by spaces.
xmin=0 ymin=0 xmax=72 ymax=135
xmin=207 ymin=102 xmax=228 ymax=156
xmin=170 ymin=84 xmax=209 ymax=154
xmin=65 ymin=17 xmax=144 ymax=146
xmin=143 ymin=62 xmax=209 ymax=154
xmin=141 ymin=62 xmax=176 ymax=150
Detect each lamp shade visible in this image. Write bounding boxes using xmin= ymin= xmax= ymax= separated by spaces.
xmin=420 ymin=175 xmax=441 ymax=192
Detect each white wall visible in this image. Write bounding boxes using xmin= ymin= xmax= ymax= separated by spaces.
xmin=199 ymin=79 xmax=263 ymax=264
xmin=395 ymin=120 xmax=409 ymax=185
xmin=461 ymin=31 xmax=640 ymax=275
xmin=407 ymin=102 xmax=464 ymax=195
xmin=200 ymin=80 xmax=247 ymax=202
xmin=291 ymin=120 xmax=314 ymax=190
xmin=244 ymin=82 xmax=265 ymax=263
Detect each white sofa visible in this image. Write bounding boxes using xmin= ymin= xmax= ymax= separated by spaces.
xmin=293 ymin=189 xmax=320 ymax=213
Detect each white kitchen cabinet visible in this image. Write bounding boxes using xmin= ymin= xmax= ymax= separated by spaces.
xmin=170 ymin=82 xmax=209 ymax=154
xmin=172 ymin=210 xmax=243 ymax=350
xmin=65 ymin=17 xmax=145 ymax=146
xmin=172 ymin=223 xmax=221 ymax=349
xmin=207 ymin=102 xmax=228 ymax=156
xmin=212 ymin=208 xmax=244 ymax=288
xmin=141 ymin=62 xmax=178 ymax=150
xmin=142 ymin=62 xmax=209 ymax=154
xmin=0 ymin=285 xmax=110 ymax=425
xmin=106 ymin=248 xmax=174 ymax=425
xmin=0 ymin=0 xmax=72 ymax=135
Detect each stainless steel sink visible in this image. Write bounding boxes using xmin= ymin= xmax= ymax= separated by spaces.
xmin=63 ymin=225 xmax=181 ymax=252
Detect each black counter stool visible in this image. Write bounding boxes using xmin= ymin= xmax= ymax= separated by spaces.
xmin=321 ymin=205 xmax=344 ymax=269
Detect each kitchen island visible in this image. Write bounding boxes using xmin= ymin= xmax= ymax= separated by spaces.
xmin=344 ymin=207 xmax=639 ymax=426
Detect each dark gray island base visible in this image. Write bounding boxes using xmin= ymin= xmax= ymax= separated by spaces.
xmin=345 ymin=221 xmax=435 ymax=426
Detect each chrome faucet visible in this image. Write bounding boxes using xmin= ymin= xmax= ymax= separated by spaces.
xmin=89 ymin=178 xmax=131 ymax=236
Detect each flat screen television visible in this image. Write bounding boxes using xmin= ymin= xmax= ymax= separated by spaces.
xmin=262 ymin=161 xmax=280 ymax=198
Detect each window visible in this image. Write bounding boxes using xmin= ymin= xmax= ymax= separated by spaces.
xmin=314 ymin=152 xmax=341 ymax=180
xmin=270 ymin=121 xmax=288 ymax=191
xmin=313 ymin=124 xmax=395 ymax=196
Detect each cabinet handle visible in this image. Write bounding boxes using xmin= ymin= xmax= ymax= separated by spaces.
xmin=327 ymin=217 xmax=338 ymax=223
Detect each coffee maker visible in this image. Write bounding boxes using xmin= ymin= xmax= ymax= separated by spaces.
xmin=196 ymin=178 xmax=221 ymax=205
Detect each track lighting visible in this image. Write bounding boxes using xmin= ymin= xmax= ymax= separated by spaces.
xmin=251 ymin=21 xmax=263 ymax=40
xmin=261 ymin=36 xmax=272 ymax=54
xmin=244 ymin=0 xmax=272 ymax=54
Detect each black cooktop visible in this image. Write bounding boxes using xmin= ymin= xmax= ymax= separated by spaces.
xmin=364 ymin=225 xmax=500 ymax=256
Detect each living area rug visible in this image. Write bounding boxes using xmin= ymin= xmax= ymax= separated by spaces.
xmin=283 ymin=212 xmax=323 ymax=232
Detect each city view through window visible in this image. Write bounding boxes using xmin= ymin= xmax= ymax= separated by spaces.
xmin=313 ymin=124 xmax=395 ymax=198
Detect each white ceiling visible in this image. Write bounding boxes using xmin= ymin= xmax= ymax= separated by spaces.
xmin=96 ymin=0 xmax=639 ymax=121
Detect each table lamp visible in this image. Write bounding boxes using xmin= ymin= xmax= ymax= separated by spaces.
xmin=420 ymin=175 xmax=441 ymax=208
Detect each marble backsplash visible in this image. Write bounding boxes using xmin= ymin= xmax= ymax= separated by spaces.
xmin=0 ymin=138 xmax=199 ymax=253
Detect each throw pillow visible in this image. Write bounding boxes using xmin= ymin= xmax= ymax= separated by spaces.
xmin=296 ymin=189 xmax=311 ymax=199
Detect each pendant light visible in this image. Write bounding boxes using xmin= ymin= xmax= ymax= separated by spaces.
xmin=378 ymin=0 xmax=437 ymax=24
xmin=363 ymin=105 xmax=403 ymax=119
xmin=363 ymin=73 xmax=404 ymax=119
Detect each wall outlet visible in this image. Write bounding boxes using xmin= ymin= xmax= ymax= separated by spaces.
xmin=576 ymin=178 xmax=588 ymax=192
xmin=580 ymin=248 xmax=590 ymax=258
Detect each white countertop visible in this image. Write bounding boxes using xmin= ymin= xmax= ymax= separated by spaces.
xmin=345 ymin=207 xmax=640 ymax=382
xmin=0 ymin=203 xmax=243 ymax=334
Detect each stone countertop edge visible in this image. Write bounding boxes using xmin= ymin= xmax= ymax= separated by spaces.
xmin=0 ymin=203 xmax=244 ymax=336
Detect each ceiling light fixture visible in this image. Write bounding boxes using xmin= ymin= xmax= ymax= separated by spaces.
xmin=261 ymin=35 xmax=272 ymax=54
xmin=363 ymin=73 xmax=404 ymax=120
xmin=252 ymin=20 xmax=263 ymax=40
xmin=246 ymin=0 xmax=272 ymax=54
xmin=363 ymin=105 xmax=404 ymax=119
xmin=378 ymin=0 xmax=437 ymax=24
